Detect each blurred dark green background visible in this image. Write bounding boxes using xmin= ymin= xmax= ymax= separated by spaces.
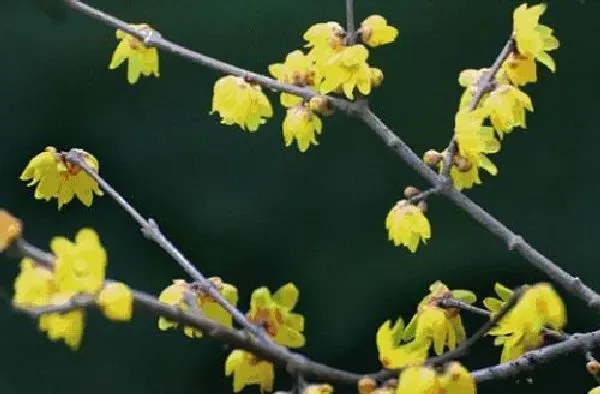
xmin=0 ymin=0 xmax=599 ymax=393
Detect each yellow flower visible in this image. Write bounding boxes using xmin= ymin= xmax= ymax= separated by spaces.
xmin=404 ymin=281 xmax=475 ymax=356
xmin=438 ymin=362 xmax=477 ymax=394
xmin=38 ymin=305 xmax=85 ymax=350
xmin=109 ymin=24 xmax=159 ymax=84
xmin=319 ymin=44 xmax=373 ymax=99
xmin=97 ymin=282 xmax=133 ymax=321
xmin=225 ymin=349 xmax=274 ymax=393
xmin=157 ymin=277 xmax=237 ymax=338
xmin=454 ymin=109 xmax=500 ymax=158
xmin=502 ymin=52 xmax=537 ymax=86
xmin=376 ymin=318 xmax=429 ymax=369
xmin=211 ymin=75 xmax=273 ymax=131
xmin=360 ymin=15 xmax=398 ymax=47
xmin=0 ymin=210 xmax=22 ymax=252
xmin=303 ymin=22 xmax=346 ymax=64
xmin=512 ymin=3 xmax=559 ymax=72
xmin=447 ymin=151 xmax=498 ymax=191
xmin=305 ymin=384 xmax=334 ymax=394
xmin=20 ymin=147 xmax=104 ymax=209
xmin=483 ymin=84 xmax=533 ymax=138
xmin=51 ymin=228 xmax=107 ymax=295
xmin=269 ymin=50 xmax=320 ymax=107
xmin=589 ymin=387 xmax=600 ymax=394
xmin=485 ymin=282 xmax=567 ymax=362
xmin=396 ymin=366 xmax=439 ymax=394
xmin=13 ymin=258 xmax=55 ymax=308
xmin=385 ymin=200 xmax=430 ymax=253
xmin=283 ymin=104 xmax=323 ymax=152
xmin=247 ymin=283 xmax=305 ymax=348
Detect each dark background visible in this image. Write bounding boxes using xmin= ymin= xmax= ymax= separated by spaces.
xmin=0 ymin=0 xmax=598 ymax=393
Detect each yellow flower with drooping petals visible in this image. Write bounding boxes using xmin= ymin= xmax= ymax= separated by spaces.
xmin=13 ymin=258 xmax=55 ymax=308
xmin=109 ymin=24 xmax=159 ymax=84
xmin=502 ymin=52 xmax=537 ymax=86
xmin=376 ymin=317 xmax=429 ymax=369
xmin=454 ymin=109 xmax=500 ymax=158
xmin=225 ymin=349 xmax=274 ymax=393
xmin=589 ymin=387 xmax=600 ymax=394
xmin=438 ymin=362 xmax=477 ymax=394
xmin=247 ymin=283 xmax=305 ymax=348
xmin=396 ymin=366 xmax=439 ymax=394
xmin=320 ymin=44 xmax=373 ymax=99
xmin=446 ymin=150 xmax=498 ymax=191
xmin=97 ymin=282 xmax=133 ymax=321
xmin=512 ymin=3 xmax=559 ymax=72
xmin=360 ymin=15 xmax=398 ymax=47
xmin=385 ymin=200 xmax=430 ymax=253
xmin=269 ymin=50 xmax=320 ymax=107
xmin=38 ymin=302 xmax=85 ymax=350
xmin=483 ymin=84 xmax=533 ymax=138
xmin=485 ymin=282 xmax=567 ymax=362
xmin=51 ymin=228 xmax=107 ymax=295
xmin=303 ymin=22 xmax=346 ymax=64
xmin=211 ymin=75 xmax=273 ymax=131
xmin=404 ymin=281 xmax=476 ymax=356
xmin=0 ymin=210 xmax=22 ymax=252
xmin=20 ymin=147 xmax=104 ymax=209
xmin=157 ymin=277 xmax=237 ymax=338
xmin=282 ymin=104 xmax=323 ymax=153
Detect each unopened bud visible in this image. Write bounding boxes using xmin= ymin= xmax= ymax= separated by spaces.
xmin=370 ymin=68 xmax=384 ymax=87
xmin=358 ymin=377 xmax=377 ymax=394
xmin=304 ymin=384 xmax=334 ymax=394
xmin=309 ymin=96 xmax=333 ymax=115
xmin=417 ymin=200 xmax=427 ymax=213
xmin=587 ymin=360 xmax=600 ymax=375
xmin=0 ymin=210 xmax=22 ymax=252
xmin=423 ymin=150 xmax=442 ymax=167
xmin=382 ymin=379 xmax=398 ymax=388
xmin=453 ymin=155 xmax=473 ymax=172
xmin=403 ymin=186 xmax=420 ymax=199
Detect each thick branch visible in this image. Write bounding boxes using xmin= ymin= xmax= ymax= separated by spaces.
xmin=345 ymin=0 xmax=355 ymax=45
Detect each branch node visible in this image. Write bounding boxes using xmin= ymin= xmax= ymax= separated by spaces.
xmin=141 ymin=218 xmax=160 ymax=240
xmin=508 ymin=234 xmax=523 ymax=251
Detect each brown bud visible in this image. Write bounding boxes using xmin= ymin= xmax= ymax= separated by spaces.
xmin=0 ymin=210 xmax=22 ymax=252
xmin=453 ymin=155 xmax=473 ymax=172
xmin=358 ymin=377 xmax=377 ymax=394
xmin=403 ymin=186 xmax=420 ymax=199
xmin=309 ymin=96 xmax=333 ymax=116
xmin=417 ymin=200 xmax=427 ymax=213
xmin=304 ymin=384 xmax=334 ymax=394
xmin=382 ymin=379 xmax=398 ymax=388
xmin=423 ymin=150 xmax=442 ymax=167
xmin=587 ymin=360 xmax=600 ymax=375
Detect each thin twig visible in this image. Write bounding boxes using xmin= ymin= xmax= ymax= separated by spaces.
xmin=439 ymin=36 xmax=515 ymax=180
xmin=345 ymin=0 xmax=355 ymax=45
xmin=63 ymin=149 xmax=271 ymax=343
xmin=62 ymin=0 xmax=353 ymax=114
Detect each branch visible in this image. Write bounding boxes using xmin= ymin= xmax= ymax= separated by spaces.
xmin=472 ymin=330 xmax=600 ymax=382
xmin=63 ymin=149 xmax=271 ymax=344
xmin=345 ymin=0 xmax=355 ymax=45
xmin=440 ymin=36 xmax=515 ymax=179
xmin=62 ymin=0 xmax=353 ymax=113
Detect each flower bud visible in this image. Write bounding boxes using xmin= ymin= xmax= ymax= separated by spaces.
xmin=358 ymin=377 xmax=377 ymax=394
xmin=403 ymin=186 xmax=420 ymax=198
xmin=587 ymin=360 xmax=600 ymax=375
xmin=453 ymin=154 xmax=473 ymax=172
xmin=423 ymin=150 xmax=442 ymax=167
xmin=370 ymin=68 xmax=384 ymax=87
xmin=0 ymin=210 xmax=22 ymax=252
xmin=309 ymin=96 xmax=333 ymax=115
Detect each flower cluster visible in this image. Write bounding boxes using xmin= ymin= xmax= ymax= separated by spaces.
xmin=385 ymin=196 xmax=431 ymax=253
xmin=484 ymin=282 xmax=566 ymax=362
xmin=396 ymin=363 xmax=476 ymax=394
xmin=377 ymin=281 xmax=475 ymax=367
xmin=13 ymin=228 xmax=133 ymax=350
xmin=20 ymin=147 xmax=103 ymax=209
xmin=424 ymin=3 xmax=558 ymax=190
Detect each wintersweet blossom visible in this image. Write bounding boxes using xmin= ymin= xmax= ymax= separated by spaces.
xmin=20 ymin=147 xmax=103 ymax=209
xmin=484 ymin=84 xmax=533 ymax=138
xmin=211 ymin=76 xmax=273 ymax=131
xmin=225 ymin=350 xmax=274 ymax=393
xmin=319 ymin=44 xmax=373 ymax=100
xmin=396 ymin=363 xmax=476 ymax=394
xmin=446 ymin=150 xmax=498 ymax=191
xmin=282 ymin=104 xmax=323 ymax=152
xmin=269 ymin=50 xmax=320 ymax=107
xmin=485 ymin=282 xmax=567 ymax=362
xmin=502 ymin=52 xmax=537 ymax=86
xmin=247 ymin=283 xmax=305 ymax=348
xmin=385 ymin=199 xmax=431 ymax=253
xmin=303 ymin=22 xmax=346 ymax=64
xmin=109 ymin=24 xmax=160 ymax=84
xmin=404 ymin=281 xmax=476 ymax=356
xmin=157 ymin=277 xmax=238 ymax=338
xmin=97 ymin=282 xmax=133 ymax=321
xmin=513 ymin=3 xmax=559 ymax=72
xmin=359 ymin=15 xmax=398 ymax=47
xmin=376 ymin=317 xmax=429 ymax=369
